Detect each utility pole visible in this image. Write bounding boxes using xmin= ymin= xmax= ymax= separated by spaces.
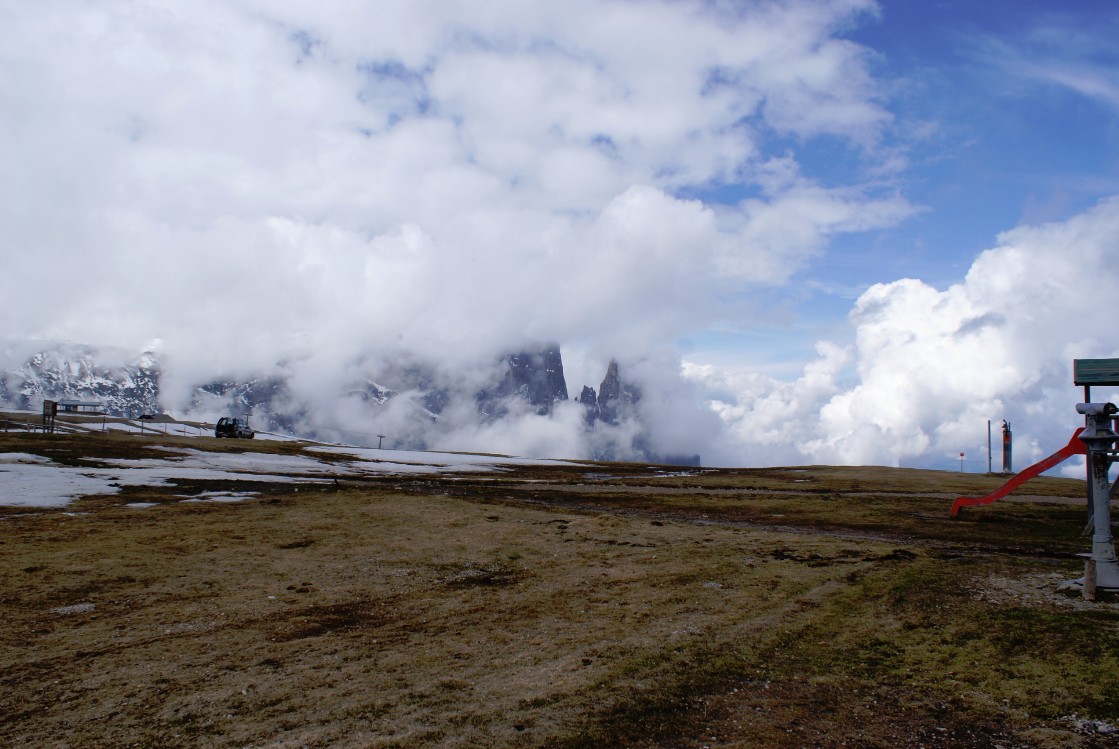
xmin=987 ymin=419 xmax=992 ymax=474
xmin=1002 ymin=420 xmax=1013 ymax=473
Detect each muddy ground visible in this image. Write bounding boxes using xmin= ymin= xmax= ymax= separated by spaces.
xmin=2 ymin=432 xmax=1119 ymax=748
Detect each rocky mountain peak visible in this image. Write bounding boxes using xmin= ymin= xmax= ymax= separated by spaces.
xmin=479 ymin=344 xmax=569 ymax=417
xmin=580 ymin=359 xmax=640 ymax=425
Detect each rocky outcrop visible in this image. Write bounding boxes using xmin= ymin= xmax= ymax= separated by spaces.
xmin=577 ymin=359 xmax=640 ymax=425
xmin=477 ymin=344 xmax=569 ymax=418
xmin=598 ymin=359 xmax=640 ymax=423
xmin=575 ymin=385 xmax=597 ymax=413
xmin=576 ymin=360 xmax=699 ymax=466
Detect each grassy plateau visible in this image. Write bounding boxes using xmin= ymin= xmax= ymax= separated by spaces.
xmin=2 ymin=425 xmax=1117 ymax=748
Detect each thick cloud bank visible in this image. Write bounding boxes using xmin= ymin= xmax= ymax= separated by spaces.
xmin=1 ymin=1 xmax=905 ymax=375
xmin=691 ymin=197 xmax=1119 ymax=470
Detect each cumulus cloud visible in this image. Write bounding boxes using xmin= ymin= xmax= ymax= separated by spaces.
xmin=695 ymin=197 xmax=1119 ymax=469
xmin=1 ymin=0 xmax=905 ymax=373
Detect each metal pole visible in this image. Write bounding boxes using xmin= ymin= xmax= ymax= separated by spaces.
xmin=1087 ymin=450 xmax=1097 ymax=526
xmin=1002 ymin=421 xmax=1012 ymax=473
xmin=987 ymin=420 xmax=992 ymax=474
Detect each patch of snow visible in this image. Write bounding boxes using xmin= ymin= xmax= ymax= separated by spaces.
xmin=250 ymin=431 xmax=304 ymax=442
xmin=0 ymin=450 xmax=328 ymax=508
xmin=179 ymin=491 xmax=258 ymax=503
xmin=1 ymin=442 xmax=572 ymax=509
xmin=345 ymin=460 xmax=455 ymax=475
xmin=0 ymin=453 xmax=52 ymax=465
xmin=0 ymin=458 xmax=120 ymax=508
xmin=50 ymin=603 xmax=95 ymax=615
xmin=111 ymin=447 xmax=355 ymax=476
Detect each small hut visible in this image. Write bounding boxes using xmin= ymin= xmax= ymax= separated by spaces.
xmin=58 ymin=399 xmax=103 ymax=414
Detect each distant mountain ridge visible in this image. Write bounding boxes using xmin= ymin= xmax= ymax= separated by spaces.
xmin=0 ymin=343 xmax=160 ymax=417
xmin=0 ymin=341 xmax=698 ymax=465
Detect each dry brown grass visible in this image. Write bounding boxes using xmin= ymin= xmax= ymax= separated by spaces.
xmin=2 ymin=430 xmax=1118 ymax=748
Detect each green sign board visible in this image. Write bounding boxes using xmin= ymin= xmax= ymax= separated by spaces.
xmin=1074 ymin=358 xmax=1119 ymax=386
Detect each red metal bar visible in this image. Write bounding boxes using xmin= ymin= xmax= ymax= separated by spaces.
xmin=950 ymin=428 xmax=1086 ymax=517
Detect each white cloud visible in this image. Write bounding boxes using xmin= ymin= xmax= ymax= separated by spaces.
xmin=966 ymin=19 xmax=1119 ymax=113
xmin=697 ymin=197 xmax=1119 ymax=468
xmin=1 ymin=0 xmax=907 ymax=374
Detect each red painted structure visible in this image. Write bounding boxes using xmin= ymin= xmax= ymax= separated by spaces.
xmin=950 ymin=428 xmax=1086 ymax=517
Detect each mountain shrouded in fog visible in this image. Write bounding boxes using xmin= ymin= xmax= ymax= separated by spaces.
xmin=0 ymin=340 xmax=701 ymax=465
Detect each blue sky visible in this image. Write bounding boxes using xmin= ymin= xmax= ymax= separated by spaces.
xmin=2 ymin=0 xmax=1118 ymax=468
xmin=693 ymin=0 xmax=1119 ymax=374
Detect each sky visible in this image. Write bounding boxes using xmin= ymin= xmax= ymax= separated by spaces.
xmin=3 ymin=0 xmax=1119 ymax=471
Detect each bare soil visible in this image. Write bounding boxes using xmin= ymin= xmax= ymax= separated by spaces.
xmin=3 ymin=431 xmax=1118 ymax=748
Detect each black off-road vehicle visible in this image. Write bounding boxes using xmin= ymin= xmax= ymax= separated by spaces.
xmin=215 ymin=417 xmax=255 ymax=439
